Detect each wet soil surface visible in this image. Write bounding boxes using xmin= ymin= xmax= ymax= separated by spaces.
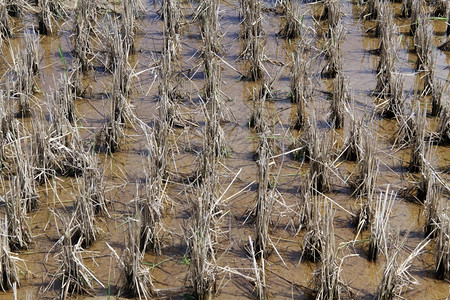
xmin=0 ymin=0 xmax=449 ymax=299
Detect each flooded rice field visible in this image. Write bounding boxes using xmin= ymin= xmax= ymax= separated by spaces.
xmin=0 ymin=0 xmax=449 ymax=299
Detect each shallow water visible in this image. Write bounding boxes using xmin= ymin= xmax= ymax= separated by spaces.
xmin=0 ymin=0 xmax=449 ymax=299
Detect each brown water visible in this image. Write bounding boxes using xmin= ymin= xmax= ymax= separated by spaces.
xmin=0 ymin=0 xmax=449 ymax=299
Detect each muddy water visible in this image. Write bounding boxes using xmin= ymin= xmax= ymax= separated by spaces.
xmin=0 ymin=0 xmax=449 ymax=299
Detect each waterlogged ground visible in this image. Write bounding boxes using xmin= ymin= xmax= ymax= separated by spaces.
xmin=0 ymin=0 xmax=449 ymax=299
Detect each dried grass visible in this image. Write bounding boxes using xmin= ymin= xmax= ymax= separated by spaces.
xmin=325 ymin=0 xmax=340 ymax=32
xmin=253 ymin=129 xmax=276 ymax=258
xmin=186 ymin=181 xmax=219 ymax=299
xmin=32 ymin=114 xmax=89 ymax=179
xmin=368 ymin=187 xmax=395 ymax=262
xmin=95 ymin=53 xmax=134 ymax=153
xmin=329 ymin=71 xmax=349 ymax=129
xmin=362 ymin=0 xmax=380 ymax=20
xmin=435 ymin=104 xmax=450 ymax=145
xmin=341 ymin=112 xmax=363 ymax=161
xmin=38 ymin=0 xmax=67 ymax=35
xmin=321 ymin=24 xmax=343 ymax=79
xmin=161 ymin=0 xmax=181 ymax=59
xmin=402 ymin=0 xmax=412 ymax=18
xmin=351 ymin=133 xmax=378 ymax=200
xmin=408 ymin=104 xmax=427 ymax=173
xmin=431 ymin=80 xmax=444 ymax=117
xmin=302 ymin=179 xmax=324 ymax=262
xmin=197 ymin=0 xmax=221 ymax=55
xmin=11 ymin=130 xmax=39 ymax=212
xmin=422 ymin=167 xmax=442 ymax=237
xmin=309 ymin=127 xmax=333 ymax=194
xmin=82 ymin=158 xmax=108 ymax=216
xmin=0 ymin=0 xmax=12 ymax=40
xmin=409 ymin=0 xmax=424 ymax=36
xmin=69 ymin=180 xmax=98 ymax=248
xmin=414 ymin=16 xmax=433 ymax=72
xmin=46 ymin=234 xmax=102 ymax=299
xmin=248 ymin=235 xmax=267 ymax=300
xmin=375 ymin=20 xmax=403 ymax=111
xmin=135 ymin=130 xmax=167 ymax=253
xmin=435 ymin=213 xmax=449 ymax=280
xmin=291 ymin=121 xmax=314 ymax=162
xmin=376 ymin=236 xmax=429 ymax=299
xmin=121 ymin=0 xmax=137 ymax=55
xmin=4 ymin=176 xmax=32 ymax=250
xmin=375 ymin=4 xmax=393 ymax=38
xmin=249 ymin=95 xmax=264 ymax=132
xmin=433 ymin=0 xmax=448 ymax=16
xmin=291 ymin=41 xmax=310 ymax=130
xmin=73 ymin=0 xmax=96 ymax=72
xmin=278 ymin=0 xmax=303 ymax=39
xmin=115 ymin=220 xmax=156 ymax=299
xmin=313 ymin=201 xmax=352 ymax=299
xmin=239 ymin=0 xmax=262 ymax=40
xmin=239 ymin=0 xmax=265 ymax=81
xmin=0 ymin=218 xmax=21 ymax=292
xmin=9 ymin=33 xmax=41 ymax=118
